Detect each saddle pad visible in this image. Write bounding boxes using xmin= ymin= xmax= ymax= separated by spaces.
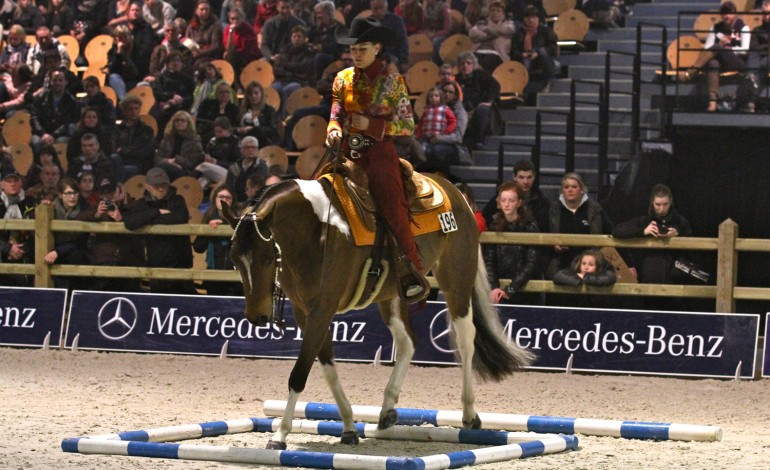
xmin=326 ymin=173 xmax=452 ymax=246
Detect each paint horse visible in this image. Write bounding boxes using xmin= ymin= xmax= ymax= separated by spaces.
xmin=225 ymin=168 xmax=533 ymax=450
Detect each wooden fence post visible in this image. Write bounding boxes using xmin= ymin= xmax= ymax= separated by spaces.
xmin=34 ymin=204 xmax=53 ymax=288
xmin=715 ymin=219 xmax=738 ymax=313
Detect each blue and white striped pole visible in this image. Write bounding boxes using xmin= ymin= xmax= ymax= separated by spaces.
xmin=264 ymin=400 xmax=722 ymax=442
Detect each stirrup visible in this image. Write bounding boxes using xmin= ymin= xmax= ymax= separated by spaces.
xmin=397 ymin=260 xmax=430 ymax=305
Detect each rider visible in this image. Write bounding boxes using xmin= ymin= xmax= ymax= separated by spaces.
xmin=325 ymin=17 xmax=429 ymax=304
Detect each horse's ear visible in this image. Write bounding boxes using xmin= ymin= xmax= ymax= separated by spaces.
xmin=221 ymin=202 xmax=239 ymax=228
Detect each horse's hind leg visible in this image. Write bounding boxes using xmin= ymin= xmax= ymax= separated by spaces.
xmin=377 ymin=298 xmax=415 ymax=429
xmin=317 ymin=335 xmax=358 ymax=445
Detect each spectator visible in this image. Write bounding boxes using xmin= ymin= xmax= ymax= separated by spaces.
xmin=0 ymin=63 xmax=34 ymax=118
xmin=190 ymin=60 xmax=229 ymax=116
xmin=223 ymin=6 xmax=262 ymax=76
xmin=197 ymin=81 xmax=238 ymax=141
xmin=552 ymin=248 xmax=617 ymax=288
xmin=368 ymin=0 xmax=409 ymax=73
xmin=192 ymin=183 xmax=242 ymax=296
xmin=510 ymin=5 xmax=558 ymax=96
xmin=581 ymin=0 xmax=625 ymax=30
xmin=124 ymin=167 xmax=197 ymax=295
xmin=421 ymin=0 xmax=452 ymax=64
xmin=0 ymin=166 xmax=37 ymax=287
xmin=43 ymin=176 xmax=89 ymax=288
xmin=113 ymin=94 xmax=156 ymax=177
xmin=394 ymin=0 xmax=424 ymax=35
xmin=68 ymin=106 xmax=116 ymax=170
xmin=0 ymin=25 xmax=31 ymax=74
xmin=78 ymin=76 xmax=117 ymax=128
xmin=127 ymin=0 xmax=159 ymax=81
xmin=71 ymin=0 xmax=108 ymax=49
xmin=29 ymin=48 xmax=80 ymax=97
xmin=455 ymin=181 xmax=486 ymax=233
xmin=67 ymin=132 xmax=120 ymax=183
xmin=507 ymin=0 xmax=546 ymax=22
xmin=154 ymin=110 xmax=205 ymax=181
xmin=45 ymin=0 xmax=75 ymax=36
xmin=237 ymin=80 xmax=280 ymax=147
xmin=26 ymin=162 xmax=61 ymax=202
xmin=414 ymin=86 xmax=457 ymax=177
xmin=147 ymin=22 xmax=194 ymax=83
xmin=226 ymin=135 xmax=268 ymax=201
xmin=612 ymin=184 xmax=692 ymax=307
xmin=187 ymin=0 xmax=224 ymax=68
xmin=12 ymin=0 xmax=44 ymax=36
xmin=455 ymin=51 xmax=500 ymax=150
xmin=483 ymin=182 xmax=539 ymax=304
xmin=23 ymin=144 xmax=64 ymax=190
xmin=546 ymin=172 xmax=612 ymax=280
xmin=469 ymin=0 xmax=514 ymax=74
xmin=77 ymin=170 xmax=100 ymax=207
xmin=681 ymin=1 xmax=750 ymax=112
xmin=308 ymin=0 xmax=344 ymax=81
xmin=252 ymin=0 xmax=278 ymax=38
xmin=220 ymin=0 xmax=258 ymax=25
xmin=143 ymin=0 xmax=176 ymax=37
xmin=748 ymin=0 xmax=770 ymax=90
xmin=482 ymin=158 xmax=550 ymax=232
xmin=106 ymin=25 xmax=140 ymax=100
xmin=151 ymin=49 xmax=196 ymax=131
xmin=463 ymin=0 xmax=487 ymax=32
xmin=260 ymin=0 xmax=305 ymax=62
xmin=197 ymin=116 xmax=240 ymax=187
xmin=106 ymin=0 xmax=132 ymax=29
xmin=270 ymin=24 xmax=315 ymax=117
xmin=26 ymin=25 xmax=70 ymax=74
xmin=77 ymin=173 xmax=144 ymax=292
xmin=30 ymin=68 xmax=79 ymax=153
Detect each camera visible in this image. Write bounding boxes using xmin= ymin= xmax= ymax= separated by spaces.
xmin=103 ymin=199 xmax=116 ymax=211
xmin=657 ymin=221 xmax=669 ymax=234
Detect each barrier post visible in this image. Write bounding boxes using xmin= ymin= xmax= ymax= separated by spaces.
xmin=716 ymin=219 xmax=738 ymax=313
xmin=34 ymin=204 xmax=53 ymax=288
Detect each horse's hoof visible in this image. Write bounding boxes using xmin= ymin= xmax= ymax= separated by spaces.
xmin=377 ymin=409 xmax=398 ymax=430
xmin=265 ymin=440 xmax=287 ymax=450
xmin=463 ymin=413 xmax=482 ymax=430
xmin=340 ymin=430 xmax=360 ymax=445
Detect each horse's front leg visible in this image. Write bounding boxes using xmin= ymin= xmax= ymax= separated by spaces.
xmin=377 ymin=298 xmax=415 ymax=429
xmin=317 ymin=335 xmax=358 ymax=445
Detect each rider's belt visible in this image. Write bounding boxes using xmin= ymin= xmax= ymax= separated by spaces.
xmin=348 ymin=133 xmax=376 ymax=151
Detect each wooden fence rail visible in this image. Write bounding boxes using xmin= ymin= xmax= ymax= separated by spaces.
xmin=1 ymin=206 xmax=767 ymax=313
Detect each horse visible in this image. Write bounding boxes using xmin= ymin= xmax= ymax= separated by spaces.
xmin=224 ymin=171 xmax=534 ymax=450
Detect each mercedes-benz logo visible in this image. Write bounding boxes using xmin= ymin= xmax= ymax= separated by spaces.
xmin=429 ymin=308 xmax=456 ymax=354
xmin=97 ymin=297 xmax=138 ymax=340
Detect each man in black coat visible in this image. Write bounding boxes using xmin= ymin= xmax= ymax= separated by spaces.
xmin=0 ymin=167 xmax=38 ymax=286
xmin=29 ymin=68 xmax=80 ymax=153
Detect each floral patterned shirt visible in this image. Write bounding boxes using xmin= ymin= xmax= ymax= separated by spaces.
xmin=327 ymin=59 xmax=415 ymax=140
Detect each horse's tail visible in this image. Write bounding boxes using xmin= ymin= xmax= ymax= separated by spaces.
xmin=470 ymin=247 xmax=535 ymax=382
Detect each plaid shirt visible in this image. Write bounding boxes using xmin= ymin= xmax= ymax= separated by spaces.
xmin=415 ymin=104 xmax=456 ymax=139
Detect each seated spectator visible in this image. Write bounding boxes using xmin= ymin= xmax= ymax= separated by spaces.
xmin=43 ymin=176 xmax=89 ymax=288
xmin=553 ymin=248 xmax=617 ymax=287
xmin=151 ymin=50 xmax=196 ymax=131
xmin=747 ymin=0 xmax=770 ymax=109
xmin=423 ymin=78 xmax=470 ymax=168
xmin=483 ymin=182 xmax=539 ymax=304
xmin=612 ymin=184 xmax=692 ymax=309
xmin=469 ymin=0 xmax=514 ymax=74
xmin=124 ymin=167 xmax=197 ymax=295
xmin=77 ymin=170 xmax=100 ymax=208
xmin=30 ymin=68 xmax=79 ymax=153
xmin=455 ymin=51 xmax=500 ymax=150
xmin=24 ymin=145 xmax=64 ymax=190
xmin=155 ymin=110 xmax=205 ymax=181
xmin=226 ymin=135 xmax=268 ymax=201
xmin=395 ymin=0 xmax=424 ymax=35
xmin=581 ymin=0 xmax=625 ymax=30
xmin=12 ymin=0 xmax=44 ymax=36
xmin=195 ymin=82 xmax=238 ymax=142
xmin=106 ymin=25 xmax=140 ymax=100
xmin=29 ymin=49 xmax=81 ymax=97
xmin=77 ymin=173 xmax=144 ymax=292
xmin=67 ymin=133 xmax=121 ymax=184
xmin=421 ymin=0 xmax=452 ymax=64
xmin=186 ymin=0 xmax=224 ymax=68
xmin=71 ymin=0 xmax=108 ymax=49
xmin=126 ymin=0 xmax=159 ymax=81
xmin=237 ymin=80 xmax=280 ymax=147
xmin=252 ymin=0 xmax=279 ymax=39
xmin=455 ymin=181 xmax=487 ymax=233
xmin=146 ymin=21 xmax=194 ymax=83
xmin=79 ymin=76 xmax=117 ymax=127
xmin=197 ymin=116 xmax=240 ymax=187
xmin=308 ymin=1 xmax=345 ymax=81
xmin=0 ymin=63 xmax=34 ymax=118
xmin=113 ymin=95 xmax=156 ymax=178
xmin=26 ymin=25 xmax=70 ymax=75
xmin=463 ymin=0 xmax=486 ymax=32
xmin=0 ymin=25 xmax=31 ymax=74
xmin=682 ymin=1 xmax=750 ymax=112
xmin=220 ymin=0 xmax=258 ymax=26
xmin=191 ymin=61 xmax=231 ymax=116
xmin=507 ymin=0 xmax=546 ymax=22
xmin=45 ymin=0 xmax=76 ymax=37
xmin=260 ymin=0 xmax=305 ymax=63
xmin=0 ymin=166 xmax=37 ymax=287
xmin=482 ymin=158 xmax=551 ymax=232
xmin=510 ymin=5 xmax=558 ymax=96
xmin=368 ymin=0 xmax=409 ymax=73
xmin=106 ymin=0 xmax=132 ymax=30
xmin=270 ymin=24 xmax=315 ymax=117
xmin=415 ymin=86 xmax=457 ymax=177
xmin=224 ymin=6 xmax=263 ymax=76
xmin=192 ymin=183 xmax=243 ymax=296
xmin=26 ymin=163 xmax=61 ymax=203
xmin=68 ymin=107 xmax=115 ymax=172
xmin=143 ymin=0 xmax=176 ymax=37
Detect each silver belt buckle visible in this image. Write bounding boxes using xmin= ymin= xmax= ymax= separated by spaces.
xmin=348 ymin=133 xmax=370 ymax=151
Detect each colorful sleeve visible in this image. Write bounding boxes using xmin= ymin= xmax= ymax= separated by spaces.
xmin=327 ymin=72 xmax=345 ymax=134
xmin=384 ymin=73 xmax=415 ymax=137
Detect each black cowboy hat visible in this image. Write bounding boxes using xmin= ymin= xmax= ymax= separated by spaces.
xmin=335 ymin=16 xmax=396 ymax=47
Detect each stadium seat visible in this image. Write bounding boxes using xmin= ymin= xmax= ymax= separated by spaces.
xmin=7 ymin=143 xmax=33 ymax=176
xmin=172 ymin=175 xmax=204 ymax=209
xmin=240 ymin=59 xmax=274 ymax=89
xmin=492 ymin=60 xmax=529 ymax=103
xmin=292 ymin=115 xmax=327 ymax=150
xmin=126 ymin=85 xmax=155 ymax=115
xmin=285 ymin=86 xmax=322 ymax=117
xmin=294 ymin=145 xmax=325 ymax=179
xmin=405 ymin=60 xmax=439 ymax=98
xmin=553 ymin=9 xmax=590 ymax=48
xmin=439 ymin=34 xmax=472 ymax=65
xmin=123 ymin=174 xmax=146 ymax=200
xmin=1 ymin=110 xmax=31 ymax=146
xmin=407 ymin=33 xmax=433 ymax=66
xmin=210 ymin=59 xmax=235 ymax=85
xmin=84 ymin=34 xmax=114 ymax=69
xmin=258 ymin=145 xmax=289 ymax=174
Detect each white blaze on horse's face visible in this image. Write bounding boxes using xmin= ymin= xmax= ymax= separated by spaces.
xmin=295 ymin=179 xmax=350 ymax=237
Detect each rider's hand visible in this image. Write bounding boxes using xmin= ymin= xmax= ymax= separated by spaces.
xmin=326 ymin=129 xmax=342 ymax=147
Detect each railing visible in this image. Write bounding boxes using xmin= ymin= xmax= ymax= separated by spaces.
xmin=1 ymin=206 xmax=765 ymax=313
